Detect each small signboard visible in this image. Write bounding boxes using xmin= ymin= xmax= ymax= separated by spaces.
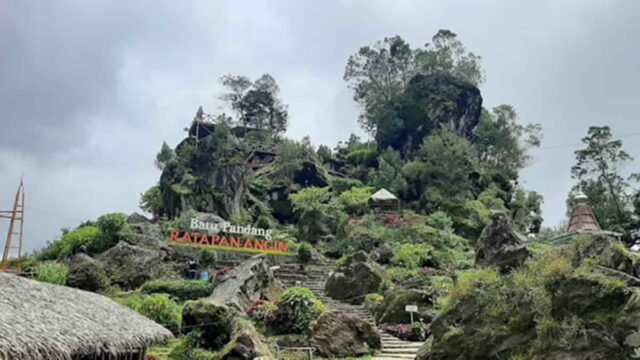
xmin=405 ymin=305 xmax=418 ymax=312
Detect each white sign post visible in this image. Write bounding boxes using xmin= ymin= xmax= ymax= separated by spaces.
xmin=405 ymin=305 xmax=418 ymax=324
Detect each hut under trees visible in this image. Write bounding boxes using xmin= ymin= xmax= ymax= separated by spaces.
xmin=0 ymin=272 xmax=172 ymax=360
xmin=369 ymin=188 xmax=400 ymax=212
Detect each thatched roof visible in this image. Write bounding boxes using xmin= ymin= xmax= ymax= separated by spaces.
xmin=0 ymin=272 xmax=173 ymax=360
xmin=370 ymin=188 xmax=398 ymax=201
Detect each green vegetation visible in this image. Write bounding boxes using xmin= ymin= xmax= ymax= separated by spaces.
xmin=280 ymin=287 xmax=326 ymax=332
xmin=122 ymin=293 xmax=182 ymax=334
xmin=140 ymin=279 xmax=214 ymax=302
xmin=33 ymin=261 xmax=68 ymax=285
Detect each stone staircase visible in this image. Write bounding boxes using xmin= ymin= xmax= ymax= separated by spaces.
xmin=212 ymin=255 xmax=423 ymax=359
xmin=274 ymin=262 xmax=423 ymax=360
xmin=373 ymin=332 xmax=424 ymax=360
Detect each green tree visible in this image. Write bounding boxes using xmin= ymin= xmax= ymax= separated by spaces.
xmin=290 ymin=187 xmax=336 ymax=243
xmin=414 ymin=29 xmax=484 ymax=86
xmin=474 ymin=105 xmax=542 ymax=176
xmin=219 ymin=74 xmax=288 ymax=135
xmin=140 ymin=185 xmax=164 ymax=216
xmin=155 ymin=141 xmax=176 ymax=170
xmin=570 ymin=126 xmax=635 ymax=242
xmin=373 ymin=147 xmax=408 ymax=196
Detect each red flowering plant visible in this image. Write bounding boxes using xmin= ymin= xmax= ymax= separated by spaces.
xmin=378 ymin=322 xmax=428 ymax=341
xmin=381 ymin=212 xmax=402 ymax=226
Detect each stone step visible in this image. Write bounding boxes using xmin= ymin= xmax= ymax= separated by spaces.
xmin=382 ymin=345 xmax=420 ymax=354
xmin=382 ymin=342 xmax=422 ymax=351
xmin=376 ymin=351 xmax=416 ymax=359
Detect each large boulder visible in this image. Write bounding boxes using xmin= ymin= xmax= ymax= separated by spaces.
xmin=182 ymin=300 xmax=274 ymax=359
xmin=126 ymin=212 xmax=150 ymax=224
xmin=98 ymin=241 xmax=174 ymax=289
xmin=475 ymin=212 xmax=530 ymax=272
xmin=209 ymin=254 xmax=284 ymax=311
xmin=374 ymin=288 xmax=436 ymax=324
xmin=325 ymin=251 xmax=389 ymax=304
xmin=66 ymin=254 xmax=109 ymax=292
xmin=370 ymin=243 xmax=393 ymax=265
xmin=311 ymin=311 xmax=381 ymax=358
xmin=182 ymin=300 xmax=235 ymax=350
xmin=222 ymin=321 xmax=274 ymax=360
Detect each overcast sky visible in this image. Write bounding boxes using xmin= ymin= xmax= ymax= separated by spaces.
xmin=1 ymin=0 xmax=639 ymax=253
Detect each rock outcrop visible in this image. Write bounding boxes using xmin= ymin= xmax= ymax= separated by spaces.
xmin=374 ymin=288 xmax=436 ymax=324
xmin=66 ymin=254 xmax=109 ymax=292
xmin=182 ymin=299 xmax=274 ymax=359
xmin=311 ymin=311 xmax=381 ymax=358
xmin=370 ymin=243 xmax=393 ymax=265
xmin=98 ymin=241 xmax=172 ymax=289
xmin=325 ymin=251 xmax=388 ymax=304
xmin=418 ymin=236 xmax=640 ymax=360
xmin=475 ymin=212 xmax=530 ymax=272
xmin=209 ymin=254 xmax=284 ymax=311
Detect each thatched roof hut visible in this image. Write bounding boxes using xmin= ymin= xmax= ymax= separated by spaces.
xmin=369 ymin=188 xmax=400 ymax=211
xmin=0 ymin=272 xmax=172 ymax=360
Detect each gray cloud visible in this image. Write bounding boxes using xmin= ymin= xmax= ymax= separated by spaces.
xmin=0 ymin=0 xmax=639 ymax=252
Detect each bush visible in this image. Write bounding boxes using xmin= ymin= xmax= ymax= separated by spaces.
xmin=280 ymin=287 xmax=325 ymax=332
xmin=141 ymin=279 xmax=215 ymax=302
xmin=33 ymin=261 xmax=68 ymax=285
xmin=378 ymin=323 xmax=423 ymax=342
xmin=181 ymin=300 xmax=233 ymax=350
xmin=38 ymin=226 xmax=101 ymax=260
xmin=387 ymin=267 xmax=420 ymax=282
xmin=198 ymin=249 xmax=217 ymax=268
xmin=122 ymin=293 xmax=182 ymax=334
xmin=391 ymin=243 xmax=430 ymax=269
xmin=337 ymin=186 xmax=373 ymax=214
xmin=428 ymin=211 xmax=454 ymax=232
xmin=331 ymin=176 xmax=364 ymax=194
xmin=87 ymin=212 xmax=133 ymax=254
xmin=297 ymin=243 xmax=313 ymax=263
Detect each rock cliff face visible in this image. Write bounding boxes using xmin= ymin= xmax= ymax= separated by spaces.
xmin=325 ymin=251 xmax=388 ymax=304
xmin=392 ymin=72 xmax=483 ymax=152
xmin=208 ymin=254 xmax=284 ymax=311
xmin=418 ymin=236 xmax=640 ymax=360
xmin=311 ymin=311 xmax=381 ymax=357
xmin=475 ymin=211 xmax=530 ymax=272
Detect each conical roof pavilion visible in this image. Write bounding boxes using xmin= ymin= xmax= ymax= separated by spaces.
xmin=566 ymin=191 xmax=602 ymax=233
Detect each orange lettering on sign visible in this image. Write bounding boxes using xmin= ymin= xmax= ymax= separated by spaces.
xmin=254 ymin=240 xmax=265 ymax=250
xmin=219 ymin=236 xmax=229 ymax=247
xmin=230 ymin=236 xmax=241 ymax=248
xmin=211 ymin=235 xmax=220 ymax=245
xmin=169 ymin=230 xmax=179 ymax=242
xmin=264 ymin=241 xmax=273 ymax=250
xmin=200 ymin=234 xmax=209 ymax=245
xmin=244 ymin=239 xmax=253 ymax=249
xmin=278 ymin=241 xmax=289 ymax=253
xmin=181 ymin=232 xmax=192 ymax=244
xmin=193 ymin=233 xmax=202 ymax=243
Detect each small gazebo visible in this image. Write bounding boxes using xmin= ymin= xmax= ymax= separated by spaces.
xmin=369 ymin=188 xmax=400 ymax=211
xmin=548 ymin=190 xmax=622 ymax=245
xmin=0 ymin=272 xmax=173 ymax=360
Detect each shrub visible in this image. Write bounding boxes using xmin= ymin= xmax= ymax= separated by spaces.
xmin=122 ymin=294 xmax=182 ymax=334
xmin=87 ymin=212 xmax=133 ymax=254
xmin=337 ymin=186 xmax=373 ymax=214
xmin=387 ymin=267 xmax=420 ymax=282
xmin=297 ymin=243 xmax=313 ymax=263
xmin=38 ymin=226 xmax=101 ymax=260
xmin=428 ymin=211 xmax=454 ymax=232
xmin=198 ymin=249 xmax=217 ymax=268
xmin=33 ymin=261 xmax=68 ymax=285
xmin=181 ymin=300 xmax=233 ymax=350
xmin=141 ymin=279 xmax=214 ymax=302
xmin=331 ymin=176 xmax=364 ymax=194
xmin=391 ymin=243 xmax=430 ymax=269
xmin=280 ymin=287 xmax=325 ymax=332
